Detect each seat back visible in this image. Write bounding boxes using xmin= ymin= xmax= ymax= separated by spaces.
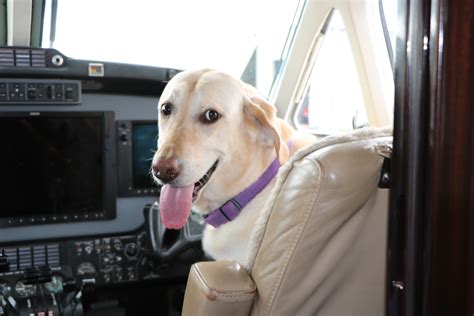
xmin=246 ymin=128 xmax=392 ymax=316
xmin=181 ymin=128 xmax=392 ymax=316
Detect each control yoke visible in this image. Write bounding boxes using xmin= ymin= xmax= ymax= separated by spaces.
xmin=144 ymin=203 xmax=204 ymax=261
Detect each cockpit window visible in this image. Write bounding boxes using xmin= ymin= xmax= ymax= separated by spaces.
xmin=40 ymin=0 xmax=300 ymax=96
xmin=294 ymin=10 xmax=368 ymax=135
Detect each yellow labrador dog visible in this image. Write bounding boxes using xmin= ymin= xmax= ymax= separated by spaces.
xmin=152 ymin=69 xmax=315 ymax=263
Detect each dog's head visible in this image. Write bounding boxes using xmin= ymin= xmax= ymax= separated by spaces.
xmin=152 ymin=69 xmax=288 ymax=229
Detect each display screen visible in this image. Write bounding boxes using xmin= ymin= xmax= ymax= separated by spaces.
xmin=0 ymin=113 xmax=109 ymax=220
xmin=132 ymin=123 xmax=158 ymax=189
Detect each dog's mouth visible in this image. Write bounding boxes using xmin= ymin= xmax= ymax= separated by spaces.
xmin=192 ymin=160 xmax=219 ymax=201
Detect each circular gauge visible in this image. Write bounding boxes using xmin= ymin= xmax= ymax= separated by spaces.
xmin=15 ymin=280 xmax=36 ymax=297
xmin=45 ymin=276 xmax=64 ymax=294
xmin=76 ymin=261 xmax=97 ymax=276
xmin=125 ymin=243 xmax=139 ymax=258
xmin=0 ymin=280 xmax=12 ymax=296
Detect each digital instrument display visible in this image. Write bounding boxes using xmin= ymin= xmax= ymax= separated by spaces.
xmin=132 ymin=123 xmax=158 ymax=189
xmin=117 ymin=120 xmax=159 ymax=197
xmin=0 ymin=111 xmax=116 ymax=226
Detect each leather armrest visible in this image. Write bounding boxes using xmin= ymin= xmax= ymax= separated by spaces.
xmin=182 ymin=260 xmax=256 ymax=316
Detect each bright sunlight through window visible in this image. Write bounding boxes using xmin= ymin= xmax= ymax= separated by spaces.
xmin=42 ymin=0 xmax=299 ymax=97
xmin=295 ymin=10 xmax=368 ymax=134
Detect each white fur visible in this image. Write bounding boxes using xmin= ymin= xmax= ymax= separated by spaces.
xmin=201 ymin=179 xmax=276 ymax=263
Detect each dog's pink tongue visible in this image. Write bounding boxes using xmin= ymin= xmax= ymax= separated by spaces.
xmin=159 ymin=184 xmax=194 ymax=229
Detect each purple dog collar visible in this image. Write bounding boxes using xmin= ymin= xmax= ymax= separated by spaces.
xmin=203 ymin=158 xmax=281 ymax=228
xmin=203 ymin=141 xmax=293 ymax=228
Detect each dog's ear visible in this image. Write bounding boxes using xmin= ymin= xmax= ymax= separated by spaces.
xmin=243 ymin=94 xmax=289 ymax=164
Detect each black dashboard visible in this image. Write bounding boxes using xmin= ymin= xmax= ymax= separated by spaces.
xmin=0 ymin=47 xmax=205 ymax=316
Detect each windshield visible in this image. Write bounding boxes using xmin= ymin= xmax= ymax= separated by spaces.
xmin=41 ymin=0 xmax=300 ymax=96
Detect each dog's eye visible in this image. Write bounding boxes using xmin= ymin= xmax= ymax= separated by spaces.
xmin=161 ymin=103 xmax=173 ymax=116
xmin=202 ymin=109 xmax=221 ymax=124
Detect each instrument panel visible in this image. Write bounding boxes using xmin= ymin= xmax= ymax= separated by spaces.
xmin=0 ymin=227 xmax=202 ymax=301
xmin=0 ymin=54 xmax=189 ymax=315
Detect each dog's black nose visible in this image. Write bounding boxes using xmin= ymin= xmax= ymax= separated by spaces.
xmin=152 ymin=157 xmax=181 ymax=183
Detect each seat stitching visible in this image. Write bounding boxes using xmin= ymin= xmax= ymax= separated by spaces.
xmin=246 ymin=133 xmax=392 ymax=270
xmin=264 ymin=159 xmax=323 ymax=315
xmin=193 ymin=265 xmax=256 ymax=301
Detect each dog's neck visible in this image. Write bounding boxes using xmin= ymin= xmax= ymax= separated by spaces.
xmin=194 ymin=140 xmax=292 ymax=228
xmin=192 ymin=118 xmax=294 ymax=219
xmin=202 ymin=157 xmax=280 ymax=228
xmin=193 ymin=143 xmax=277 ymax=214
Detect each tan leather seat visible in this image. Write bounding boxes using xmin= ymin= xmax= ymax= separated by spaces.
xmin=182 ymin=128 xmax=392 ymax=316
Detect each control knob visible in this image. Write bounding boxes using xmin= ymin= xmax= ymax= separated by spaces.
xmin=14 ymin=281 xmax=36 ymax=297
xmin=45 ymin=276 xmax=64 ymax=294
xmin=103 ymin=273 xmax=111 ymax=283
xmin=0 ymin=280 xmax=12 ymax=296
xmin=112 ymin=238 xmax=123 ymax=251
xmin=120 ymin=133 xmax=128 ymax=142
xmin=124 ymin=243 xmax=138 ymax=258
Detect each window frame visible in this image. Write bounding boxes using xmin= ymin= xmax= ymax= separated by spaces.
xmin=290 ymin=8 xmax=370 ymax=135
xmin=270 ymin=0 xmax=394 ymax=132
